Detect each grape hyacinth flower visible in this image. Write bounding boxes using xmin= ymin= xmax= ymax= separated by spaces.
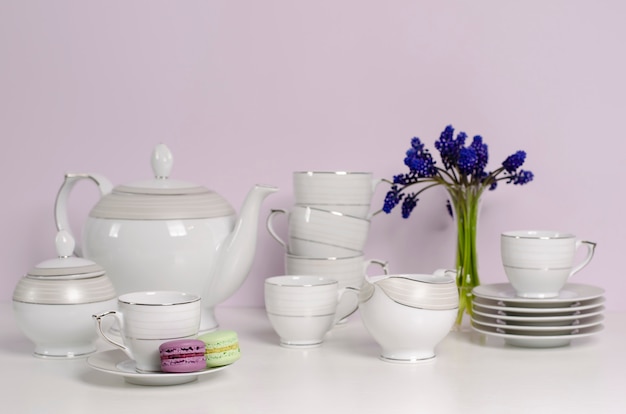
xmin=381 ymin=125 xmax=534 ymax=221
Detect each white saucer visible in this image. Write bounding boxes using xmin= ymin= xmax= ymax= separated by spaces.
xmin=471 ymin=323 xmax=604 ymax=348
xmin=472 ymin=306 xmax=605 ymax=325
xmin=87 ymin=349 xmax=229 ymax=386
xmin=473 ymin=294 xmax=605 ymax=310
xmin=471 ymin=314 xmax=604 ymax=332
xmin=472 ymin=297 xmax=605 ymax=315
xmin=472 ymin=283 xmax=604 ymax=306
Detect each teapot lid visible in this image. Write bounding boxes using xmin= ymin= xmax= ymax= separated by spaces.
xmin=90 ymin=144 xmax=236 ymax=220
xmin=13 ymin=231 xmax=116 ymax=304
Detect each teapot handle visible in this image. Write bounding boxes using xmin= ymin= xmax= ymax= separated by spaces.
xmin=54 ymin=173 xmax=113 ymax=257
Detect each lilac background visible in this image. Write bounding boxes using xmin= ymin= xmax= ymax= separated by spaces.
xmin=1 ymin=1 xmax=622 ymax=309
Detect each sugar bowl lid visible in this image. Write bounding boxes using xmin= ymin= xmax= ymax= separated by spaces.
xmin=12 ymin=231 xmax=117 ymax=305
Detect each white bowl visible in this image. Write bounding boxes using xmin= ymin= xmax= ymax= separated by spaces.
xmin=13 ymin=299 xmax=117 ymax=358
xmin=266 ymin=313 xmax=336 ymax=348
xmin=359 ymin=283 xmax=457 ymax=363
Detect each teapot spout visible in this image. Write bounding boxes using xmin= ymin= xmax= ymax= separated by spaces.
xmin=203 ymin=184 xmax=278 ymax=317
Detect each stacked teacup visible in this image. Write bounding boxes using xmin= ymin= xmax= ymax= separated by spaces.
xmin=265 ymin=172 xmax=388 ymax=336
xmin=470 ymin=230 xmax=604 ymax=348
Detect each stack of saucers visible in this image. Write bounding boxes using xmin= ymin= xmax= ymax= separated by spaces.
xmin=470 ymin=283 xmax=605 ymax=348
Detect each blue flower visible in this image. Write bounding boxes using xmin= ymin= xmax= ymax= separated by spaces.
xmin=401 ymin=193 xmax=418 ymax=218
xmin=513 ymin=170 xmax=534 ymax=185
xmin=410 ymin=136 xmax=425 ymax=151
xmin=383 ymin=185 xmax=405 ymax=213
xmin=470 ymin=135 xmax=488 ymax=176
xmin=457 ymin=147 xmax=478 ymax=176
xmin=435 ymin=125 xmax=466 ymax=170
xmin=381 ymin=125 xmax=534 ymax=219
xmin=404 ymin=137 xmax=437 ymax=177
xmin=393 ymin=174 xmax=408 ymax=185
xmin=502 ymin=151 xmax=526 ymax=173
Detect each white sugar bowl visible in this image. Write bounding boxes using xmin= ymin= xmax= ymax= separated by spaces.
xmin=12 ymin=231 xmax=117 ymax=358
xmin=358 ymin=272 xmax=458 ymax=363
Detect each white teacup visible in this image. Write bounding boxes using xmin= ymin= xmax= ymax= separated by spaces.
xmin=293 ymin=171 xmax=383 ymax=218
xmin=264 ymin=276 xmax=359 ymax=348
xmin=266 ymin=206 xmax=370 ymax=258
xmin=93 ymin=291 xmax=201 ymax=372
xmin=501 ymin=230 xmax=596 ymax=298
xmin=285 ymin=254 xmax=388 ymax=322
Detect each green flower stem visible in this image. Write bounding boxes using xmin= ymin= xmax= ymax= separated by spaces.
xmin=447 ymin=184 xmax=483 ymax=327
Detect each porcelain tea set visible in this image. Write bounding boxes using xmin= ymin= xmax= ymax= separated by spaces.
xmin=11 ymin=146 xmax=603 ymax=373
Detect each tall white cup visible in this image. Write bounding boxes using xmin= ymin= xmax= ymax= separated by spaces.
xmin=293 ymin=171 xmax=383 ymax=218
xmin=501 ymin=230 xmax=596 ymax=298
xmin=93 ymin=291 xmax=201 ymax=372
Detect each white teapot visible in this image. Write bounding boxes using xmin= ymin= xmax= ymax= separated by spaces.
xmin=54 ymin=144 xmax=278 ymax=331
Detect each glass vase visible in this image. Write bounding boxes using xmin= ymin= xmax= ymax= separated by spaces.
xmin=446 ymin=185 xmax=482 ymax=328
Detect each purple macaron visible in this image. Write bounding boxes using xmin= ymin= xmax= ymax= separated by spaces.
xmin=159 ymin=339 xmax=206 ymax=373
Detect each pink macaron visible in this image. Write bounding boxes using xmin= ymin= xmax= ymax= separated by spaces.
xmin=159 ymin=339 xmax=206 ymax=373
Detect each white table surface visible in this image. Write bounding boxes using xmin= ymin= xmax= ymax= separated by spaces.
xmin=1 ymin=302 xmax=624 ymax=414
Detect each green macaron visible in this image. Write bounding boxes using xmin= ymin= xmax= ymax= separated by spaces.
xmin=198 ymin=330 xmax=241 ymax=367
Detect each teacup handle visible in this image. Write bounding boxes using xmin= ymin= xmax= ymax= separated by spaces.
xmin=266 ymin=209 xmax=288 ymax=250
xmin=92 ymin=310 xmax=133 ymax=359
xmin=570 ymin=240 xmax=596 ymax=277
xmin=364 ymin=259 xmax=390 ymax=276
xmin=335 ymin=287 xmax=360 ymax=323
